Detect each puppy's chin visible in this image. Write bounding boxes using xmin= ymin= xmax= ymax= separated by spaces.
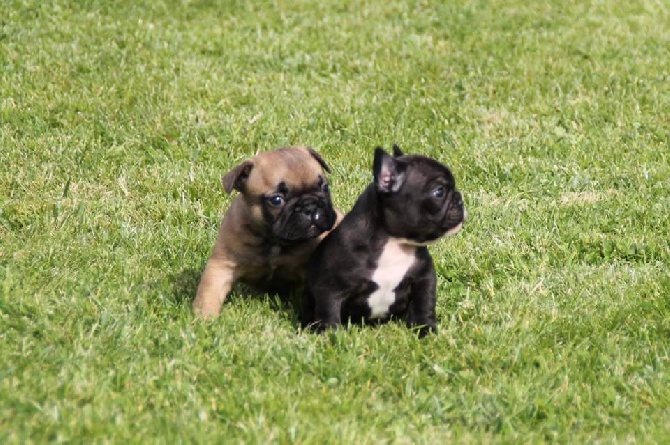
xmin=444 ymin=221 xmax=464 ymax=237
xmin=397 ymin=226 xmax=460 ymax=247
xmin=273 ymin=224 xmax=329 ymax=244
xmin=396 ymin=238 xmax=439 ymax=247
xmin=398 ymin=214 xmax=466 ymax=247
xmin=282 ymin=229 xmax=320 ymax=242
xmin=438 ymin=207 xmax=467 ymax=239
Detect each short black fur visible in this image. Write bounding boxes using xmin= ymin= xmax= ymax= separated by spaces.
xmin=301 ymin=145 xmax=465 ymax=338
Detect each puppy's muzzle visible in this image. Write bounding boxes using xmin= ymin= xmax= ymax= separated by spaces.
xmin=444 ymin=191 xmax=466 ymax=235
xmin=296 ymin=197 xmax=334 ymax=231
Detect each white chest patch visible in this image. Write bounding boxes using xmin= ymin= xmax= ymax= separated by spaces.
xmin=368 ymin=238 xmax=417 ymax=319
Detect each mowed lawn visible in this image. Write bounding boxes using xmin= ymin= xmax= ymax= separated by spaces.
xmin=2 ymin=0 xmax=669 ymax=442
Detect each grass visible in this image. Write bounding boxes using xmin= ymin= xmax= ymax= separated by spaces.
xmin=1 ymin=0 xmax=669 ymax=442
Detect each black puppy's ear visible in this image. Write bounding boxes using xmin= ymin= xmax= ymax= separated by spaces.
xmin=222 ymin=160 xmax=253 ymax=194
xmin=373 ymin=147 xmax=406 ymax=193
xmin=307 ymin=147 xmax=331 ymax=173
xmin=392 ymin=144 xmax=404 ymax=157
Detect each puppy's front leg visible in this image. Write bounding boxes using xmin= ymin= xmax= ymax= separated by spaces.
xmin=311 ymin=293 xmax=343 ymax=334
xmin=193 ymin=256 xmax=236 ymax=318
xmin=406 ymin=273 xmax=438 ymax=338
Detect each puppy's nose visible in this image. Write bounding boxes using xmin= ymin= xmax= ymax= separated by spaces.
xmin=301 ymin=202 xmax=317 ymax=216
xmin=453 ymin=191 xmax=463 ymax=206
xmin=311 ymin=208 xmax=334 ymax=230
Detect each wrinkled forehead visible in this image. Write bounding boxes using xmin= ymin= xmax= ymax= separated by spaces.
xmin=404 ymin=157 xmax=456 ymax=187
xmin=247 ymin=149 xmax=325 ymax=195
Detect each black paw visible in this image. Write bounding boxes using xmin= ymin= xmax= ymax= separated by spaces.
xmin=416 ymin=324 xmax=437 ymax=339
xmin=302 ymin=321 xmax=338 ymax=335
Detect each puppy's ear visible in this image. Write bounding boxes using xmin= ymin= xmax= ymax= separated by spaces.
xmin=392 ymin=144 xmax=404 ymax=157
xmin=307 ymin=147 xmax=331 ymax=173
xmin=374 ymin=147 xmax=406 ymax=193
xmin=222 ymin=160 xmax=253 ymax=194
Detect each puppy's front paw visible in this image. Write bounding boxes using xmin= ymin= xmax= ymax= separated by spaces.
xmin=302 ymin=321 xmax=339 ymax=335
xmin=193 ymin=258 xmax=235 ymax=318
xmin=415 ymin=324 xmax=437 ymax=339
xmin=193 ymin=300 xmax=221 ymax=319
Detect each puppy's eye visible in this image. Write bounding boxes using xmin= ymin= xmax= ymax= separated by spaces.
xmin=267 ymin=195 xmax=285 ymax=207
xmin=322 ymin=183 xmax=330 ymax=194
xmin=432 ymin=187 xmax=445 ymax=198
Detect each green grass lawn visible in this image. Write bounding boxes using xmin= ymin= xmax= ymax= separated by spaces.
xmin=2 ymin=0 xmax=669 ymax=442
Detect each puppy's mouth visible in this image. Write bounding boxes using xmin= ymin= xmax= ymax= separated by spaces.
xmin=277 ymin=227 xmax=327 ymax=245
xmin=273 ymin=206 xmax=337 ymax=243
xmin=443 ymin=207 xmax=467 ymax=237
xmin=409 ymin=206 xmax=466 ymax=245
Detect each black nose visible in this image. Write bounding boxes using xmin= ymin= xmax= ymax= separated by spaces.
xmin=453 ymin=191 xmax=463 ymax=207
xmin=300 ymin=201 xmax=318 ymax=217
xmin=296 ymin=197 xmax=322 ymax=221
xmin=312 ymin=208 xmax=335 ymax=230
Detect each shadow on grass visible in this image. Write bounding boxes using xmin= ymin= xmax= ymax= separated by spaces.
xmin=169 ymin=267 xmax=202 ymax=307
xmin=165 ymin=268 xmax=447 ymax=337
xmin=167 ymin=267 xmax=302 ymax=325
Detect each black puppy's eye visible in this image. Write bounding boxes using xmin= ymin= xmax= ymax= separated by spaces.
xmin=432 ymin=187 xmax=445 ymax=198
xmin=267 ymin=195 xmax=285 ymax=207
xmin=323 ymin=183 xmax=330 ymax=194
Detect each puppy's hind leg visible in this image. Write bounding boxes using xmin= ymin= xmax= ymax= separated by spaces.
xmin=193 ymin=257 xmax=236 ymax=318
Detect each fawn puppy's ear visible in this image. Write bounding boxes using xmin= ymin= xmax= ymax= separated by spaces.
xmin=306 ymin=148 xmax=332 ymax=173
xmin=222 ymin=160 xmax=254 ymax=194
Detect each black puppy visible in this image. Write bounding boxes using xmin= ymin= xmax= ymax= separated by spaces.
xmin=301 ymin=145 xmax=466 ymax=337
